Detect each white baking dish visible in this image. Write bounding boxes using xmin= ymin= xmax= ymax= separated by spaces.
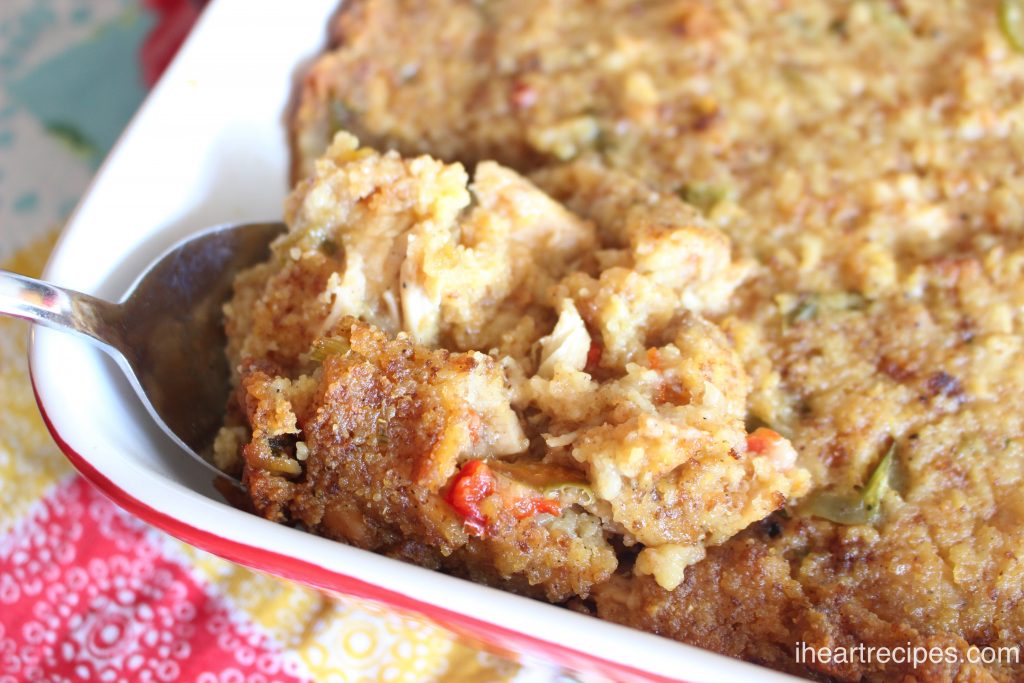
xmin=28 ymin=1 xmax=802 ymax=680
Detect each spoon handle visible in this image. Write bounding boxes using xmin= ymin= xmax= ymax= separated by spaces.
xmin=0 ymin=269 xmax=124 ymax=351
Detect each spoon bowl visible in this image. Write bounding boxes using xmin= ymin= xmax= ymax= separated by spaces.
xmin=1 ymin=221 xmax=286 ymax=480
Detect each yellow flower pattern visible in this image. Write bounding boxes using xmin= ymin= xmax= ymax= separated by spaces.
xmin=0 ymin=232 xmax=73 ymax=535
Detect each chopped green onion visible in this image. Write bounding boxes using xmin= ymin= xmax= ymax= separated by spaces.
xmin=782 ymin=291 xmax=866 ymax=327
xmin=677 ymin=182 xmax=729 ymax=215
xmin=1000 ymin=0 xmax=1024 ymax=53
xmin=544 ymin=483 xmax=596 ymax=507
xmin=275 ymin=225 xmax=330 ymax=257
xmin=861 ymin=441 xmax=895 ymax=514
xmin=309 ymin=337 xmax=351 ymax=362
xmin=799 ymin=442 xmax=896 ymax=525
xmin=790 ymin=298 xmax=819 ymax=323
xmin=871 ymin=0 xmax=910 ymax=35
xmin=801 ymin=492 xmax=874 ymax=525
xmin=488 ymin=461 xmax=593 ymax=505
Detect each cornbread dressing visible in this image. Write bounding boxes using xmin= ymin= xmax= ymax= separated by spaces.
xmin=219 ymin=134 xmax=808 ymax=603
xmin=222 ymin=1 xmax=1024 ymax=680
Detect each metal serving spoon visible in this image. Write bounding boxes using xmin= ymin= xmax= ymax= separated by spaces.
xmin=0 ymin=221 xmax=286 ymax=482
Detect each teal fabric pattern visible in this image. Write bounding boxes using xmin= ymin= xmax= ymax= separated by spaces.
xmin=0 ymin=0 xmax=152 ymax=259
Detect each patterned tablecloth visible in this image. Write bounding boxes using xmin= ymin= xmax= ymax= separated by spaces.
xmin=0 ymin=2 xmax=544 ymax=681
